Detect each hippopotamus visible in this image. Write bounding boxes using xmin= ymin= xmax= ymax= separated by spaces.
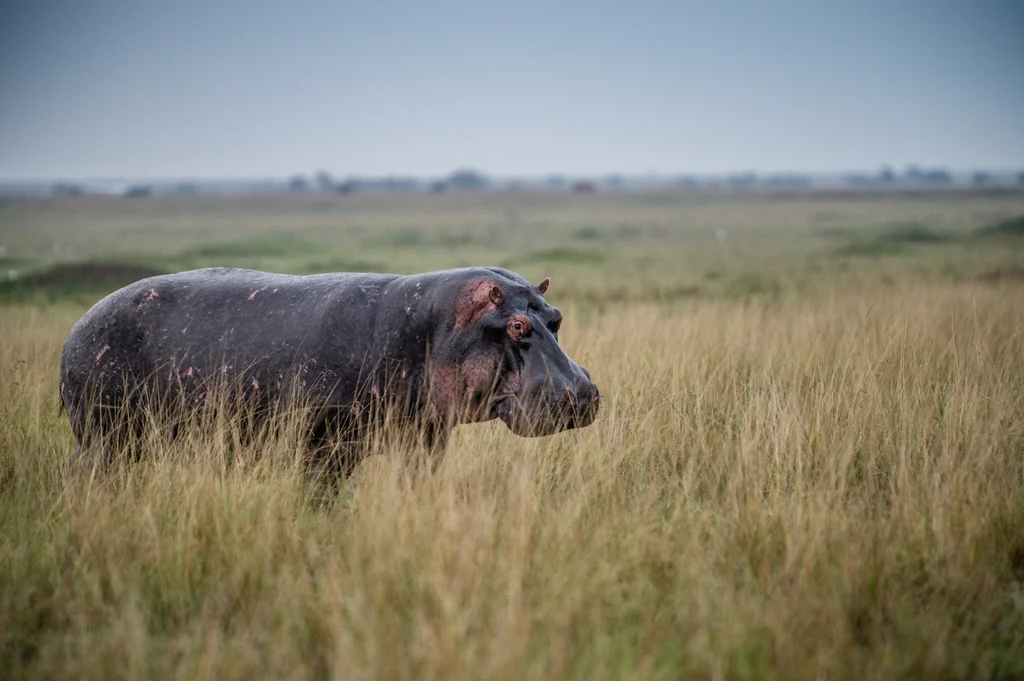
xmin=59 ymin=266 xmax=599 ymax=471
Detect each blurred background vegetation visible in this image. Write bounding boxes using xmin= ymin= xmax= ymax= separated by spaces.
xmin=2 ymin=188 xmax=1022 ymax=309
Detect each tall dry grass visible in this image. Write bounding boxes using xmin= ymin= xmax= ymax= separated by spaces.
xmin=2 ymin=279 xmax=1023 ymax=680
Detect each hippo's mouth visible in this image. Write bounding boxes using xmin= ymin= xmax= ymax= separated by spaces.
xmin=488 ymin=367 xmax=522 ymax=416
xmin=490 ymin=368 xmax=598 ymax=437
xmin=493 ymin=394 xmax=596 ymax=437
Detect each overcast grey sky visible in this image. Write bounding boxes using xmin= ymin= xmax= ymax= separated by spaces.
xmin=1 ymin=0 xmax=1021 ymax=180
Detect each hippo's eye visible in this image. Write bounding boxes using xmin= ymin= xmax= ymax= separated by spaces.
xmin=548 ymin=316 xmax=562 ymax=334
xmin=506 ymin=315 xmax=532 ymax=342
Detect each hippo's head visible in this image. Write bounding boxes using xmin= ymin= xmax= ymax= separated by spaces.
xmin=429 ymin=268 xmax=599 ymax=437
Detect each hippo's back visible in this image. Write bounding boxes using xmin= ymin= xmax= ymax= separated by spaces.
xmin=59 ymin=267 xmax=400 ymax=439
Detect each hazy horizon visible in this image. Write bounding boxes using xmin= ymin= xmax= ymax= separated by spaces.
xmin=2 ymin=166 xmax=1023 ymax=187
xmin=2 ymin=0 xmax=1022 ymax=180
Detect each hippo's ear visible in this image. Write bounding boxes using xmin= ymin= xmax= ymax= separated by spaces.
xmin=488 ymin=284 xmax=504 ymax=306
xmin=538 ymin=277 xmax=550 ymax=295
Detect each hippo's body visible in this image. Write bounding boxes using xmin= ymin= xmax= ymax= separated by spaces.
xmin=60 ymin=266 xmax=598 ymax=470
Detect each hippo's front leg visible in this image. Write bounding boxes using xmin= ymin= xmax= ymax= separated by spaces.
xmin=306 ymin=441 xmax=365 ymax=481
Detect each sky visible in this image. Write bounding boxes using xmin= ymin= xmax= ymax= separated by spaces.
xmin=0 ymin=0 xmax=1022 ymax=180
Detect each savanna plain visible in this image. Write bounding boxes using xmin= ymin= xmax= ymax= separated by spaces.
xmin=2 ymin=189 xmax=1024 ymax=680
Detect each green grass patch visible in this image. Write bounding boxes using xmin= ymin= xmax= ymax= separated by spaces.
xmin=835 ymin=239 xmax=909 ymax=257
xmin=364 ymin=227 xmax=493 ymax=250
xmin=371 ymin=228 xmax=429 ymax=248
xmin=501 ymin=248 xmax=607 ymax=268
xmin=178 ymin=234 xmax=322 ymax=262
xmin=0 ymin=261 xmax=167 ymax=303
xmin=727 ymin=271 xmax=781 ymax=298
xmin=297 ymin=256 xmax=390 ymax=274
xmin=833 ymin=222 xmax=953 ymax=257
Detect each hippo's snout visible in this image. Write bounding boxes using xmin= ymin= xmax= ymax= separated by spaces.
xmin=560 ymin=377 xmax=600 ymax=428
xmin=498 ymin=362 xmax=600 ymax=437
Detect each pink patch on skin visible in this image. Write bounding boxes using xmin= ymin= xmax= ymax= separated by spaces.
xmin=96 ymin=345 xmax=109 ymax=360
xmin=455 ymin=279 xmax=500 ymax=329
xmin=248 ymin=286 xmax=268 ymax=301
xmin=139 ymin=289 xmax=159 ymax=306
xmin=502 ymin=367 xmax=522 ymax=394
xmin=185 ymin=367 xmax=194 ymax=378
xmin=429 ymin=364 xmax=460 ymax=416
xmin=429 ymin=352 xmax=501 ymax=421
xmin=251 ymin=378 xmax=259 ymax=390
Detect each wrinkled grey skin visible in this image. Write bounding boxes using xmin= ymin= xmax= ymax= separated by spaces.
xmin=59 ymin=267 xmax=598 ymax=471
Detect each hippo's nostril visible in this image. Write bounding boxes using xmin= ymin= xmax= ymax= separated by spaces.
xmin=574 ymin=381 xmax=597 ymax=402
xmin=581 ymin=384 xmax=599 ymax=415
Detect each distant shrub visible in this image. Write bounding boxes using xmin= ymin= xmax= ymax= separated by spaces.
xmin=574 ymin=227 xmax=603 ymax=241
xmin=123 ymin=185 xmax=153 ymax=198
xmin=880 ymin=222 xmax=952 ymax=243
xmin=976 ymin=215 xmax=1024 ymax=238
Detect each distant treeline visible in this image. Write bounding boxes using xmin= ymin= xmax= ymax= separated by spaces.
xmin=8 ymin=166 xmax=1024 ymax=198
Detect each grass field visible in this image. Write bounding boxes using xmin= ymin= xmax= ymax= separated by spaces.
xmin=2 ymin=189 xmax=1024 ymax=679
